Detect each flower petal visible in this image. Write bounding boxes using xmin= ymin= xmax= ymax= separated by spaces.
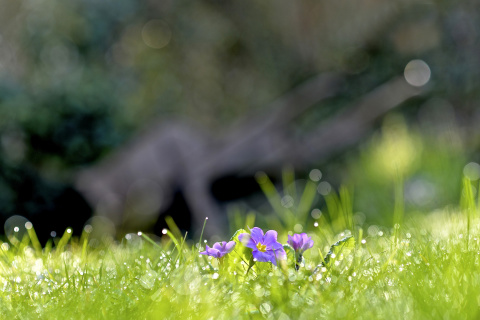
xmin=252 ymin=250 xmax=275 ymax=264
xmin=224 ymin=241 xmax=236 ymax=253
xmin=273 ymin=247 xmax=287 ymax=261
xmin=301 ymin=236 xmax=314 ymax=252
xmin=212 ymin=242 xmax=225 ymax=251
xmin=238 ymin=233 xmax=257 ymax=250
xmin=270 ymin=241 xmax=284 ymax=250
xmin=263 ymin=230 xmax=278 ymax=246
xmin=199 ymin=244 xmax=212 ymax=254
xmin=201 ymin=245 xmax=222 ymax=258
xmin=249 ymin=227 xmax=264 ymax=243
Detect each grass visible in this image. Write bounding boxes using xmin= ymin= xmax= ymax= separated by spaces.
xmin=1 ymin=174 xmax=480 ymax=319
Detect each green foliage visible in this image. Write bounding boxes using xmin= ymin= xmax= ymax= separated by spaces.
xmin=315 ymin=235 xmax=355 ymax=272
xmin=1 ymin=204 xmax=480 ymax=319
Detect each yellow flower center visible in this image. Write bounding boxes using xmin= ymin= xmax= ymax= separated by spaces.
xmin=256 ymin=243 xmax=267 ymax=252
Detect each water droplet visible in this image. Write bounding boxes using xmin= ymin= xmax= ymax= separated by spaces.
xmin=137 ymin=231 xmax=143 ymax=236
xmin=50 ymin=231 xmax=56 ymax=237
xmin=212 ymin=273 xmax=219 ymax=280
xmin=13 ymin=227 xmax=19 ymax=233
xmin=361 ymin=239 xmax=366 ymax=244
xmin=25 ymin=222 xmax=33 ymax=230
xmin=67 ymin=229 xmax=72 ymax=234
xmin=314 ymin=222 xmax=319 ymax=227
xmin=259 ymin=303 xmax=271 ymax=315
xmin=162 ymin=229 xmax=167 ymax=235
xmin=84 ymin=225 xmax=93 ymax=233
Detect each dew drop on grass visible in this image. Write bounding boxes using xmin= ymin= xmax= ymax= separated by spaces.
xmin=212 ymin=273 xmax=219 ymax=280
xmin=13 ymin=227 xmax=19 ymax=232
xmin=259 ymin=303 xmax=271 ymax=315
xmin=162 ymin=229 xmax=167 ymax=235
xmin=137 ymin=231 xmax=142 ymax=236
xmin=25 ymin=222 xmax=32 ymax=230
xmin=254 ymin=286 xmax=265 ymax=297
xmin=314 ymin=222 xmax=319 ymax=228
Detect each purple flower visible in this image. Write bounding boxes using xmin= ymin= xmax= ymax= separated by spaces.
xmin=287 ymin=233 xmax=314 ymax=255
xmin=238 ymin=227 xmax=286 ymax=266
xmin=200 ymin=241 xmax=236 ymax=258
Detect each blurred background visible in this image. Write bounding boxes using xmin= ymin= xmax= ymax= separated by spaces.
xmin=0 ymin=0 xmax=479 ymax=243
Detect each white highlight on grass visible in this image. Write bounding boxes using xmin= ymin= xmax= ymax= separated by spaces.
xmin=162 ymin=229 xmax=167 ymax=235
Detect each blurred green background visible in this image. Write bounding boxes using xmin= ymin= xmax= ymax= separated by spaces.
xmin=0 ymin=0 xmax=479 ymax=238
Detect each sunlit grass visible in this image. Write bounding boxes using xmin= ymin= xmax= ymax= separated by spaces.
xmin=1 ymin=177 xmax=480 ymax=319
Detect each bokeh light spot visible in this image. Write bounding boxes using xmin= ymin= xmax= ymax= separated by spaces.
xmin=463 ymin=162 xmax=480 ymax=181
xmin=309 ymin=169 xmax=322 ymax=182
xmin=311 ymin=209 xmax=322 ymax=219
xmin=293 ymin=224 xmax=303 ymax=233
xmin=317 ymin=181 xmax=332 ymax=196
xmin=142 ymin=20 xmax=172 ymax=49
xmin=404 ymin=59 xmax=431 ymax=87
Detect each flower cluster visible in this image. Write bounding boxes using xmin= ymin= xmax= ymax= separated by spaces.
xmin=200 ymin=227 xmax=314 ymax=269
